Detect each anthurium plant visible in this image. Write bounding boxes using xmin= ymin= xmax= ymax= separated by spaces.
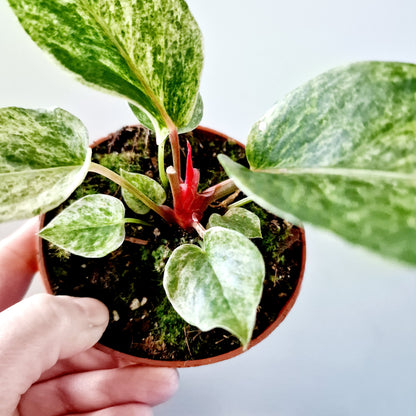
xmin=1 ymin=0 xmax=415 ymax=349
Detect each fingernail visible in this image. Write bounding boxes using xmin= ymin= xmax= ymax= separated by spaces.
xmin=73 ymin=297 xmax=109 ymax=327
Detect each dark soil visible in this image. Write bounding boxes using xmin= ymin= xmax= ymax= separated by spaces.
xmin=42 ymin=126 xmax=304 ymax=362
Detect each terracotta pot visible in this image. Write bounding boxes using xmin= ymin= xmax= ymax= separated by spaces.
xmin=37 ymin=126 xmax=306 ymax=368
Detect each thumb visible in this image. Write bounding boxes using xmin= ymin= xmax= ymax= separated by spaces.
xmin=0 ymin=294 xmax=109 ymax=415
xmin=0 ymin=218 xmax=39 ymax=311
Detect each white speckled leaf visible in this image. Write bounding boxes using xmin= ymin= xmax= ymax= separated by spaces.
xmin=8 ymin=0 xmax=203 ymax=138
xmin=219 ymin=61 xmax=416 ymax=265
xmin=39 ymin=194 xmax=126 ymax=258
xmin=177 ymin=93 xmax=203 ymax=135
xmin=207 ymin=207 xmax=262 ymax=239
xmin=0 ymin=107 xmax=91 ymax=221
xmin=120 ymin=169 xmax=166 ymax=215
xmin=164 ymin=227 xmax=265 ymax=348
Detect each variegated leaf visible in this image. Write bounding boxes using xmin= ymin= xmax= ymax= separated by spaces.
xmin=177 ymin=93 xmax=204 ymax=135
xmin=207 ymin=207 xmax=262 ymax=239
xmin=164 ymin=227 xmax=265 ymax=348
xmin=120 ymin=169 xmax=166 ymax=215
xmin=219 ymin=61 xmax=416 ymax=265
xmin=8 ymin=0 xmax=203 ymax=139
xmin=39 ymin=194 xmax=126 ymax=258
xmin=0 ymin=107 xmax=91 ymax=221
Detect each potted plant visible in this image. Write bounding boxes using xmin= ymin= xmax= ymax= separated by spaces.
xmin=0 ymin=0 xmax=415 ymax=367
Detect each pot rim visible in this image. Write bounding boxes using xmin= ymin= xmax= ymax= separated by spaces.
xmin=37 ymin=125 xmax=306 ymax=368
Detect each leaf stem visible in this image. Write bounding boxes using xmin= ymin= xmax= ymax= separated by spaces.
xmin=166 ymin=165 xmax=181 ymax=207
xmin=89 ymin=162 xmax=172 ymax=223
xmin=157 ymin=140 xmax=169 ymax=188
xmin=204 ymin=179 xmax=238 ymax=205
xmin=169 ymin=128 xmax=182 ymax=182
xmin=192 ymin=215 xmax=206 ymax=238
xmin=124 ymin=218 xmax=151 ymax=226
xmin=124 ymin=236 xmax=148 ymax=245
xmin=228 ymin=196 xmax=253 ymax=209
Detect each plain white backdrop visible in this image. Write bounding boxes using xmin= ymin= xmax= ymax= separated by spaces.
xmin=0 ymin=0 xmax=415 ymax=414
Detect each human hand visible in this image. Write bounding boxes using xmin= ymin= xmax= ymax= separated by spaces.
xmin=0 ymin=219 xmax=179 ymax=416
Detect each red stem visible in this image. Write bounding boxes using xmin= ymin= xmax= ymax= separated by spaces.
xmin=164 ymin=135 xmax=239 ymax=230
xmin=169 ymin=129 xmax=182 ymax=183
xmin=166 ymin=166 xmax=181 ymax=207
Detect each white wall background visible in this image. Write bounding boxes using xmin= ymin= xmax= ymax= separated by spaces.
xmin=0 ymin=0 xmax=415 ymax=415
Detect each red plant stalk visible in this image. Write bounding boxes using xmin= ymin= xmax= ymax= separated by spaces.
xmin=168 ymin=142 xmax=214 ymax=230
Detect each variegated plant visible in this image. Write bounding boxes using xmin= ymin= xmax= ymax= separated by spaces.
xmin=1 ymin=0 xmax=415 ymax=348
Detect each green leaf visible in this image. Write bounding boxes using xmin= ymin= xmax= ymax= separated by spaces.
xmin=0 ymin=107 xmax=91 ymax=222
xmin=207 ymin=207 xmax=262 ymax=239
xmin=8 ymin=0 xmax=204 ymax=138
xmin=219 ymin=61 xmax=416 ymax=265
xmin=177 ymin=93 xmax=204 ymax=135
xmin=164 ymin=227 xmax=265 ymax=348
xmin=128 ymin=103 xmax=169 ymax=144
xmin=129 ymin=93 xmax=203 ymax=143
xmin=120 ymin=169 xmax=166 ymax=215
xmin=39 ymin=194 xmax=126 ymax=258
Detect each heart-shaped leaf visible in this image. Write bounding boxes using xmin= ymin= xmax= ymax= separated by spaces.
xmin=39 ymin=194 xmax=126 ymax=258
xmin=8 ymin=0 xmax=203 ymax=140
xmin=0 ymin=107 xmax=91 ymax=221
xmin=120 ymin=169 xmax=166 ymax=215
xmin=163 ymin=227 xmax=265 ymax=348
xmin=220 ymin=62 xmax=416 ymax=265
xmin=207 ymin=207 xmax=262 ymax=239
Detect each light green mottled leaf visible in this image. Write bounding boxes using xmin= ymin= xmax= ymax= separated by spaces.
xmin=129 ymin=93 xmax=203 ymax=143
xmin=120 ymin=169 xmax=166 ymax=215
xmin=207 ymin=207 xmax=262 ymax=239
xmin=0 ymin=107 xmax=91 ymax=221
xmin=164 ymin=227 xmax=265 ymax=348
xmin=8 ymin=0 xmax=203 ymax=139
xmin=39 ymin=194 xmax=126 ymax=258
xmin=219 ymin=61 xmax=416 ymax=265
xmin=247 ymin=62 xmax=416 ymax=171
xmin=177 ymin=94 xmax=204 ymax=135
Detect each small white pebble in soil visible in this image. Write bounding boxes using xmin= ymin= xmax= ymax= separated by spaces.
xmin=112 ymin=310 xmax=120 ymax=322
xmin=130 ymin=298 xmax=140 ymax=311
xmin=141 ymin=297 xmax=148 ymax=306
xmin=81 ymin=264 xmax=87 ymax=269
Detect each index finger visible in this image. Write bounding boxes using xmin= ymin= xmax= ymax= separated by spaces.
xmin=0 ymin=217 xmax=39 ymax=311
